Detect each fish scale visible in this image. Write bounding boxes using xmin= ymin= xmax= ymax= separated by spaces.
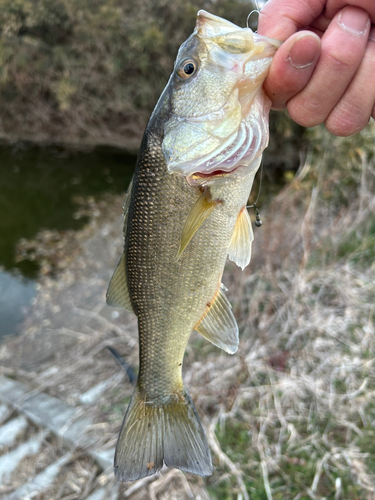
xmin=107 ymin=9 xmax=280 ymax=482
xmin=128 ymin=134 xmax=252 ymax=398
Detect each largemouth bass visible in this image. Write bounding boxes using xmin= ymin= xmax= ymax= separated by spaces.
xmin=107 ymin=10 xmax=280 ymax=481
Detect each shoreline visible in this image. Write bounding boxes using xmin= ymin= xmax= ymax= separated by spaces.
xmin=0 ymin=135 xmax=141 ymax=157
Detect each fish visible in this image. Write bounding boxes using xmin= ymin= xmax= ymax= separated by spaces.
xmin=107 ymin=10 xmax=280 ymax=482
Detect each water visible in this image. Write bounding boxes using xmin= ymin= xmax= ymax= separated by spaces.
xmin=0 ymin=137 xmax=296 ymax=343
xmin=0 ymin=143 xmax=136 ymax=341
xmin=0 ymin=270 xmax=36 ymax=338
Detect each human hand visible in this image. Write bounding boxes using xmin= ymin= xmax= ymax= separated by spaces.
xmin=258 ymin=0 xmax=375 ymax=136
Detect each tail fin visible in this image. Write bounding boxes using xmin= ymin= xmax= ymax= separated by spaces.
xmin=114 ymin=386 xmax=212 ymax=481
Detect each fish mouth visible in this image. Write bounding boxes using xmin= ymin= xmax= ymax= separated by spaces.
xmin=196 ymin=10 xmax=280 ymax=55
xmin=186 ymin=165 xmax=243 ymax=187
xmin=188 ymin=165 xmax=243 ymax=185
xmin=194 ymin=169 xmax=233 ymax=178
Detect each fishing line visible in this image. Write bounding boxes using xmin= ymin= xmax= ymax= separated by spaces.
xmin=246 ymin=10 xmax=259 ymax=29
xmin=246 ymin=0 xmax=261 ymax=29
xmin=246 ymin=0 xmax=264 ymax=227
xmin=106 ymin=346 xmax=136 ymax=384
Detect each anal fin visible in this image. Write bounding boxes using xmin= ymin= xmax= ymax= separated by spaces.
xmin=228 ymin=207 xmax=253 ymax=270
xmin=195 ymin=284 xmax=239 ymax=354
xmin=106 ymin=253 xmax=133 ymax=313
xmin=178 ymin=188 xmax=220 ymax=259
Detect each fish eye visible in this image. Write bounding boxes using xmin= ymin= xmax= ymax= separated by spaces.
xmin=177 ymin=59 xmax=197 ymax=80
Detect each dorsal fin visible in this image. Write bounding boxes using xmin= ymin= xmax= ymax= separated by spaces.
xmin=122 ymin=177 xmax=133 ymax=233
xmin=228 ymin=207 xmax=253 ymax=270
xmin=106 ymin=253 xmax=133 ymax=312
xmin=194 ymin=284 xmax=238 ymax=354
xmin=178 ymin=188 xmax=220 ymax=259
xmin=107 ymin=179 xmax=134 ymax=313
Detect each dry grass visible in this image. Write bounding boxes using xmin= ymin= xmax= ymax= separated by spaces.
xmin=1 ymin=122 xmax=374 ymax=499
xmin=194 ymin=122 xmax=375 ymax=499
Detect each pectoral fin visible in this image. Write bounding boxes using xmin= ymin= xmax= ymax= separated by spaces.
xmin=177 ymin=188 xmax=220 ymax=259
xmin=195 ymin=284 xmax=238 ymax=354
xmin=228 ymin=207 xmax=253 ymax=270
xmin=106 ymin=253 xmax=133 ymax=312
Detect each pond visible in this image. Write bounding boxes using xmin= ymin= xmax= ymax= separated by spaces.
xmin=0 ymin=143 xmax=136 ymax=341
xmin=0 ymin=136 xmax=295 ymax=343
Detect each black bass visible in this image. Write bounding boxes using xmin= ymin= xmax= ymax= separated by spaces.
xmin=107 ymin=10 xmax=280 ymax=481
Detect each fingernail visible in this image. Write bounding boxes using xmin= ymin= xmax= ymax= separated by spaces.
xmin=338 ymin=6 xmax=370 ymax=35
xmin=288 ymin=33 xmax=320 ymax=69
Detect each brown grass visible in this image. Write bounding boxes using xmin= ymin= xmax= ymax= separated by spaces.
xmin=1 ymin=122 xmax=374 ymax=499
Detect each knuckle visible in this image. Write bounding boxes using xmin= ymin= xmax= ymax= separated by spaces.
xmin=322 ymin=35 xmax=367 ymax=70
xmin=325 ymin=111 xmax=369 ymax=137
xmin=287 ymin=98 xmax=326 ymax=128
xmin=324 ymin=49 xmax=359 ymax=70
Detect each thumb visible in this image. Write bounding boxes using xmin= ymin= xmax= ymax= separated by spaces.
xmin=263 ymin=31 xmax=321 ymax=110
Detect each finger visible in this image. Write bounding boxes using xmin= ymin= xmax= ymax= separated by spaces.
xmin=310 ymin=13 xmax=332 ymax=32
xmin=287 ymin=6 xmax=371 ymax=128
xmin=326 ymin=0 xmax=375 ymax=24
xmin=325 ymin=27 xmax=375 ymax=135
xmin=263 ymin=32 xmax=321 ymax=109
xmin=258 ymin=0 xmax=326 ymax=40
xmin=308 ymin=27 xmax=325 ymax=37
